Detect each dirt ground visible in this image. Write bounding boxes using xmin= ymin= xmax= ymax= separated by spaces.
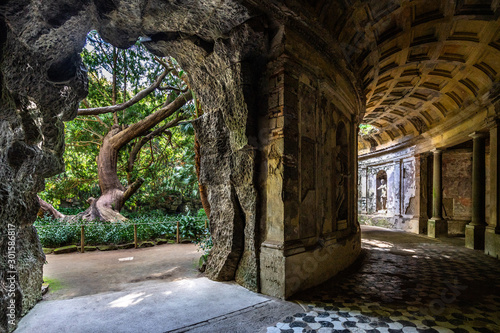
xmin=43 ymin=243 xmax=203 ymax=300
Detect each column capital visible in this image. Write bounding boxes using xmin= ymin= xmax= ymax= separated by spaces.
xmin=431 ymin=148 xmax=443 ymax=154
xmin=469 ymin=132 xmax=488 ymax=139
xmin=485 ymin=116 xmax=500 ymax=129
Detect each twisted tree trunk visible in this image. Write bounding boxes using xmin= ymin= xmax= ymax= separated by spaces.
xmin=77 ymin=91 xmax=192 ymax=221
xmin=41 ymin=91 xmax=193 ymax=222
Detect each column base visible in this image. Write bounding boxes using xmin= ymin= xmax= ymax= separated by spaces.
xmin=465 ymin=224 xmax=486 ymax=250
xmin=259 ymin=232 xmax=361 ymax=299
xmin=485 ymin=227 xmax=500 ymax=258
xmin=428 ymin=219 xmax=448 ymax=238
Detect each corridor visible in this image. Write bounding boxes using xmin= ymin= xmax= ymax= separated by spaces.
xmin=267 ymin=226 xmax=500 ymax=333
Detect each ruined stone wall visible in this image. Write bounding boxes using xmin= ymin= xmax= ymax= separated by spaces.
xmin=442 ymin=150 xmax=472 ymax=235
xmin=358 ymin=147 xmax=419 ymax=232
xmin=441 ymin=148 xmax=491 ymax=235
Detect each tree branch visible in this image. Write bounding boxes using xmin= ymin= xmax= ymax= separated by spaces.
xmin=122 ymin=177 xmax=145 ymax=204
xmin=37 ymin=196 xmax=65 ymax=219
xmin=126 ymin=114 xmax=185 ymax=175
xmin=67 ymin=140 xmax=101 ymax=146
xmin=81 ymin=127 xmax=104 ymax=140
xmin=110 ymin=90 xmax=192 ymax=150
xmin=158 ymin=86 xmax=189 ymax=92
xmin=94 ymin=115 xmax=110 ymax=129
xmin=75 ymin=116 xmax=109 ymax=130
xmin=77 ymin=69 xmax=170 ymax=116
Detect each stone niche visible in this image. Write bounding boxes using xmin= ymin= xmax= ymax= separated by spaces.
xmin=259 ymin=26 xmax=362 ymax=299
xmin=358 ymin=147 xmax=419 ymax=233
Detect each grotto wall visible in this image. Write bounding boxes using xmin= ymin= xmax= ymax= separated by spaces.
xmin=0 ymin=3 xmax=89 ymax=331
xmin=442 ymin=149 xmax=473 ymax=235
xmin=1 ymin=2 xmax=272 ymax=329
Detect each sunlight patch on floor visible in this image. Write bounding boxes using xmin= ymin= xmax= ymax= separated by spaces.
xmin=109 ymin=292 xmax=151 ymax=308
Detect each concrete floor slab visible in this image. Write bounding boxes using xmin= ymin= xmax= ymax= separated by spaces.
xmin=15 ymin=244 xmax=303 ymax=333
xmin=16 ymin=277 xmax=271 ymax=333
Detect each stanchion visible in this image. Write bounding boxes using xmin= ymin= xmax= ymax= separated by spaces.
xmin=134 ymin=224 xmax=138 ymax=249
xmin=80 ymin=225 xmax=85 ymax=253
xmin=176 ymin=221 xmax=180 ymax=244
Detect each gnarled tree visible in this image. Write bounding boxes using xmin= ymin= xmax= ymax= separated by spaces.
xmin=39 ymin=32 xmax=194 ymax=221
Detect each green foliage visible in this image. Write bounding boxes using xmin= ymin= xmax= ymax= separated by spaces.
xmin=359 ymin=123 xmax=378 ymax=136
xmin=35 ymin=216 xmax=80 ymax=248
xmin=34 ymin=212 xmax=209 ymax=248
xmin=39 ymin=30 xmax=199 ymax=210
xmin=178 ymin=214 xmax=205 ymax=240
xmin=196 ymin=208 xmax=207 ymax=219
xmin=58 ymin=207 xmax=87 ymax=215
xmin=194 ymin=208 xmax=212 ymax=264
xmin=196 ymin=229 xmax=213 ymax=256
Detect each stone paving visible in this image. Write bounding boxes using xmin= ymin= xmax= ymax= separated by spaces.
xmin=266 ymin=226 xmax=500 ymax=333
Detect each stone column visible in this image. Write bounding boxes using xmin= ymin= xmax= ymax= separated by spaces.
xmin=466 ymin=132 xmax=487 ymax=250
xmin=486 ymin=122 xmax=500 ymax=257
xmin=364 ymin=167 xmax=369 ymax=213
xmin=428 ymin=149 xmax=447 ymax=237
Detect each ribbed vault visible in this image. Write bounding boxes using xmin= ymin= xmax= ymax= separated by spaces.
xmin=303 ymin=0 xmax=500 ymax=150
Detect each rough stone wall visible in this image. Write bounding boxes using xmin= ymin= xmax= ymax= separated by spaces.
xmin=1 ymin=1 xmax=369 ymax=328
xmin=0 ymin=3 xmax=89 ymax=330
xmin=1 ymin=1 xmax=269 ymax=330
xmin=441 ymin=148 xmax=491 ymax=235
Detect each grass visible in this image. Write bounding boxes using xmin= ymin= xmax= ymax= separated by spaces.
xmin=43 ymin=277 xmax=63 ymax=292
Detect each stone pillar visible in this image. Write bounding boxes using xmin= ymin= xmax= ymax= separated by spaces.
xmin=428 ymin=149 xmax=447 ymax=237
xmin=413 ymin=154 xmax=428 ymax=234
xmin=466 ymin=132 xmax=487 ymax=250
xmin=364 ymin=167 xmax=369 ymax=213
xmin=393 ymin=160 xmax=402 ymax=217
xmin=486 ymin=123 xmax=500 ymax=257
xmin=259 ymin=26 xmax=361 ymax=299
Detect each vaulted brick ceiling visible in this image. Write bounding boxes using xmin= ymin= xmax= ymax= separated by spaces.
xmin=304 ymin=0 xmax=500 ymax=150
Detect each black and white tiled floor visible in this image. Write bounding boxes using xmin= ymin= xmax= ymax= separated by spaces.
xmin=267 ymin=226 xmax=500 ymax=333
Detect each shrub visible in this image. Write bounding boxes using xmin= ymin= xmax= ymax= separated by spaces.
xmin=34 ymin=213 xmax=208 ymax=248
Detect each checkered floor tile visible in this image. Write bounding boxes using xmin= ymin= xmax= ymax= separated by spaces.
xmin=267 ymin=227 xmax=500 ymax=333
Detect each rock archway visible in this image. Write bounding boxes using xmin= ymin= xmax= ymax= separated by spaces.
xmin=1 ymin=1 xmax=367 ymax=331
